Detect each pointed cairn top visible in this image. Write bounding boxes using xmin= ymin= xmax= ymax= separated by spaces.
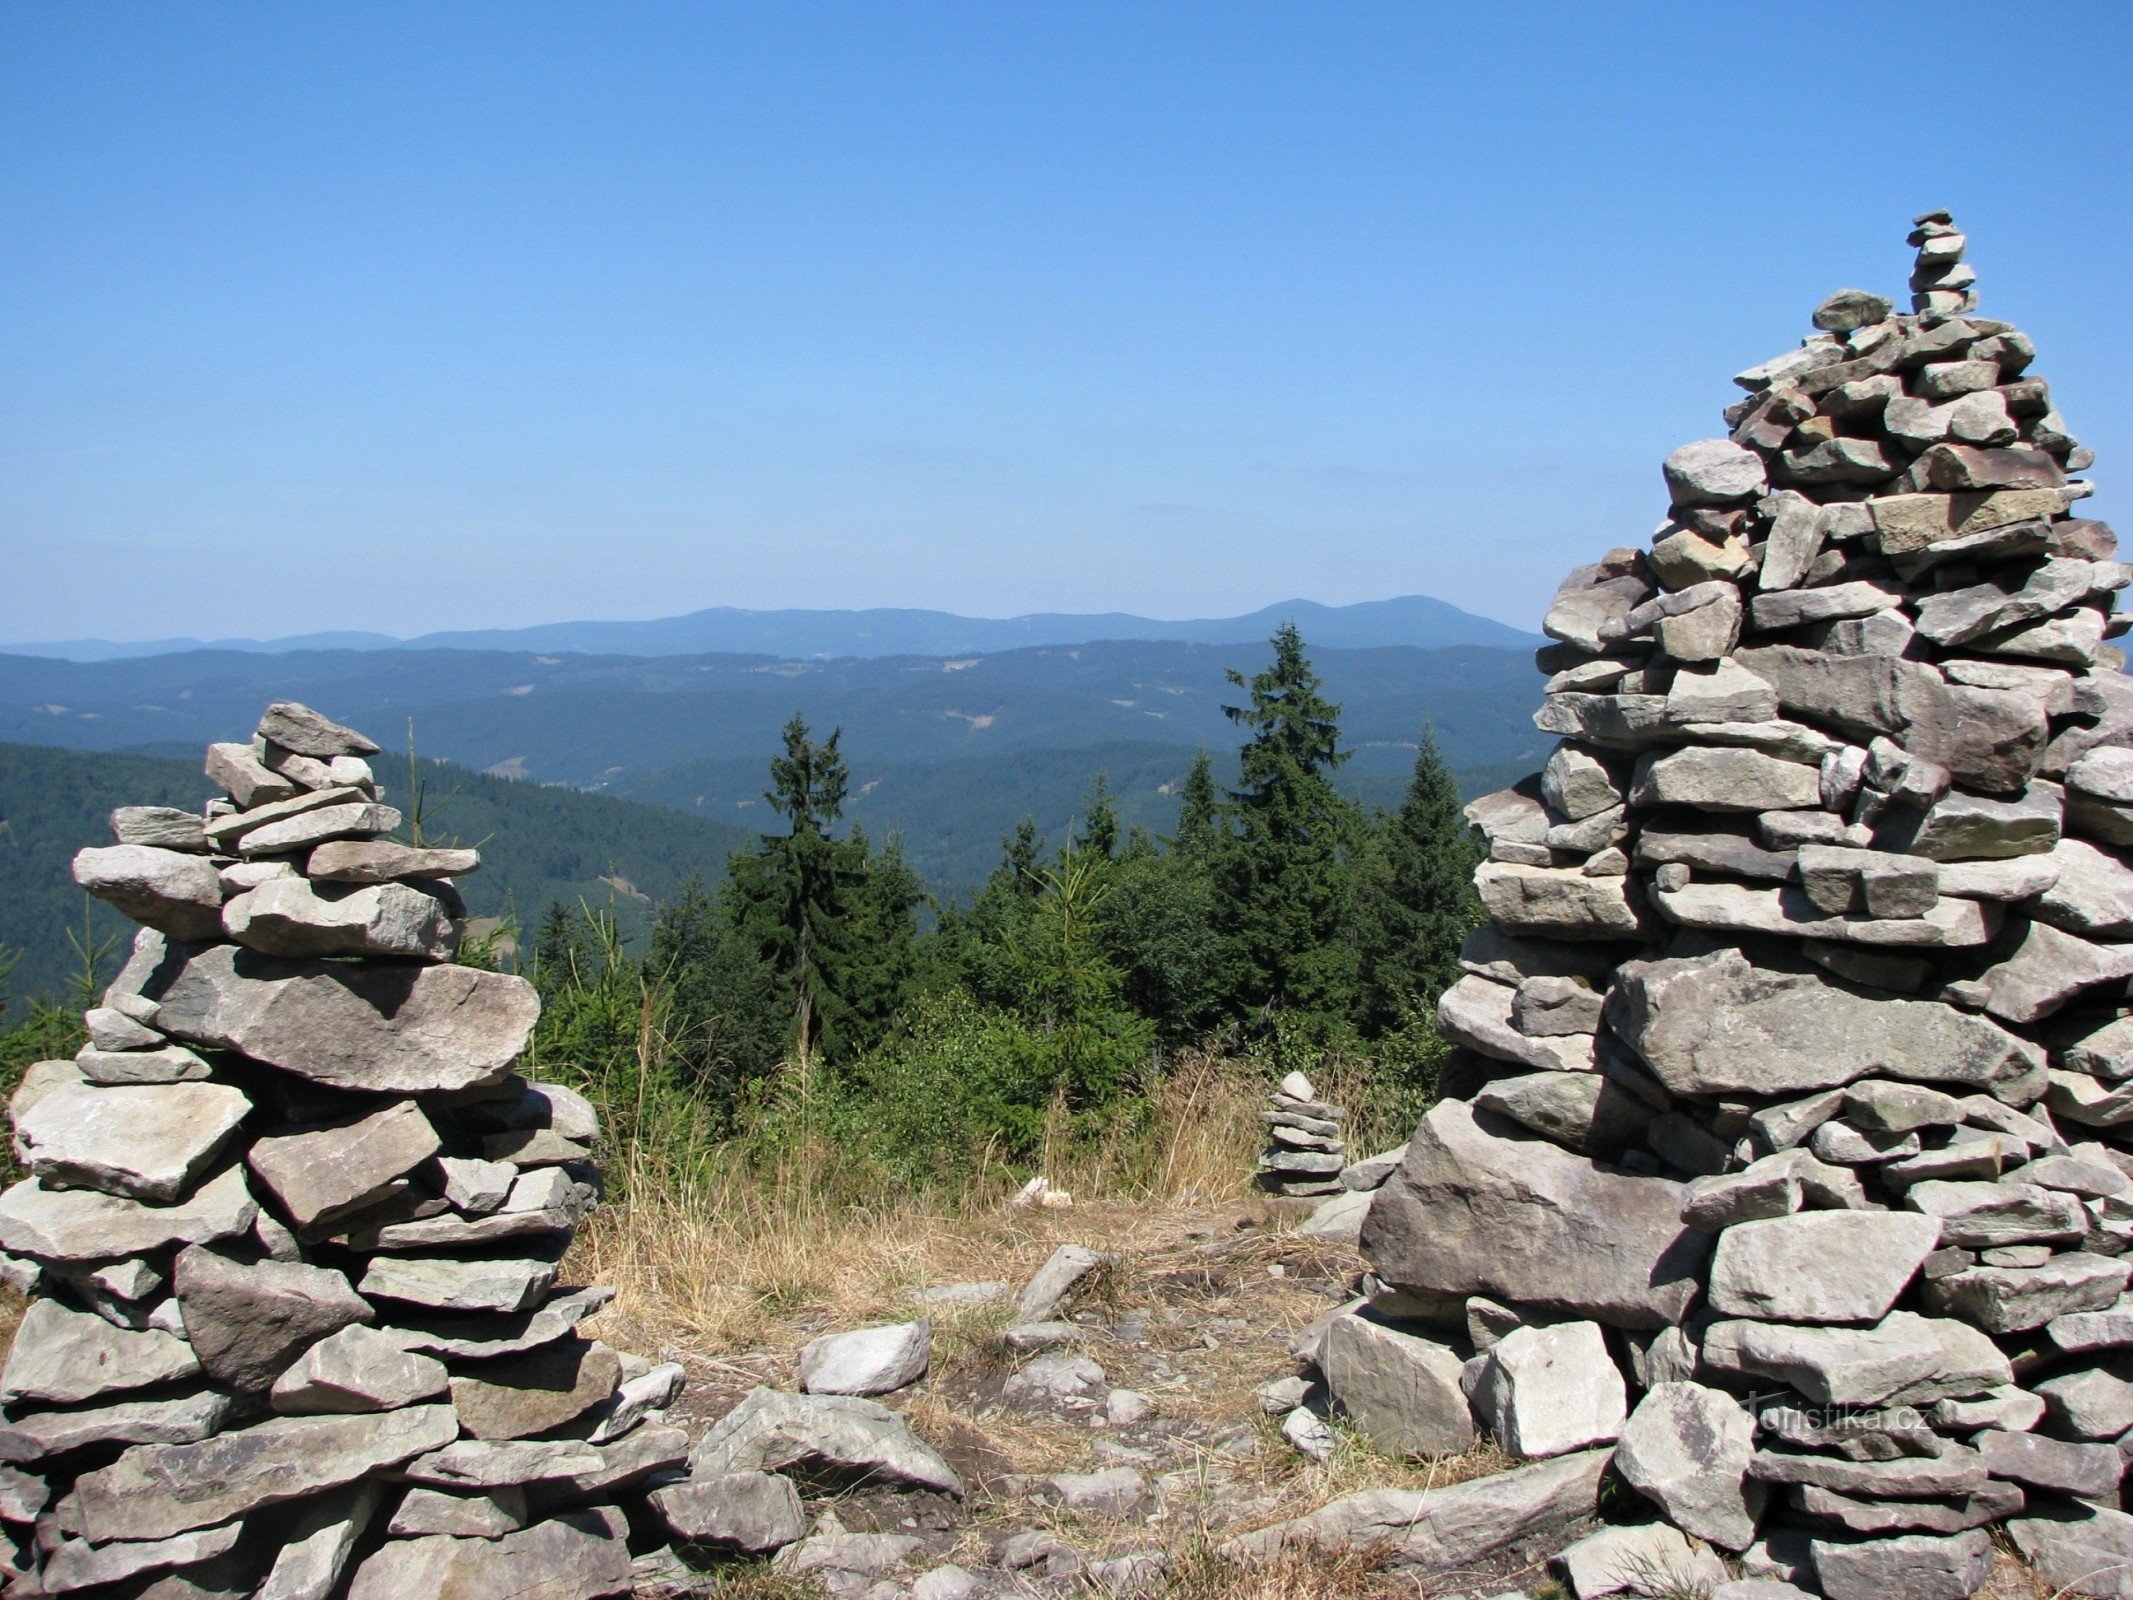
xmin=1909 ymin=208 xmax=1977 ymax=316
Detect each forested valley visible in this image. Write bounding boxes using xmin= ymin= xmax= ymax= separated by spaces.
xmin=0 ymin=624 xmax=1482 ymax=1194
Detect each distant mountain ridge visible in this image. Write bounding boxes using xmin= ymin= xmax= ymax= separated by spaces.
xmin=7 ymin=594 xmax=1541 ymax=662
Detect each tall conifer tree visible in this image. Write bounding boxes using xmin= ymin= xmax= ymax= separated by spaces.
xmin=1353 ymin=725 xmax=1482 ymax=1035
xmin=726 ymin=714 xmax=856 ymax=1063
xmin=1217 ymin=625 xmax=1358 ymax=1022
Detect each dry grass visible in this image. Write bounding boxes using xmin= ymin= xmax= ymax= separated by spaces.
xmin=1150 ymin=1534 xmax=1409 ymax=1600
xmin=572 ymin=1059 xmax=1274 ymax=1366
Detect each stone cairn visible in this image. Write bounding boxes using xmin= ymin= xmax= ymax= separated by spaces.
xmin=0 ymin=702 xmax=704 ymax=1598
xmin=1256 ymin=1072 xmax=1349 ymax=1197
xmin=1245 ymin=217 xmax=2133 ymax=1599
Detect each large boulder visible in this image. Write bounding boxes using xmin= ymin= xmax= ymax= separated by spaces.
xmin=1361 ymin=1099 xmax=1711 ymax=1329
xmin=1608 ymin=948 xmax=2044 ymax=1099
xmin=144 ymin=943 xmax=539 ymax=1093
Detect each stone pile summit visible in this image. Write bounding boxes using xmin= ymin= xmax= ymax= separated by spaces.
xmin=1253 ymin=215 xmax=2133 ymax=1597
xmin=0 ymin=703 xmax=699 ymax=1595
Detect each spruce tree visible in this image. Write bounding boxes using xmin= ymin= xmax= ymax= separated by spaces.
xmin=726 ymin=713 xmax=857 ymax=1063
xmin=819 ymin=829 xmax=924 ymax=1059
xmin=1218 ymin=625 xmax=1359 ymax=1024
xmin=1172 ymin=749 xmax=1222 ymax=858
xmin=530 ymin=901 xmax=582 ymax=993
xmin=1353 ymin=725 xmax=1483 ymax=1036
xmin=1074 ymin=772 xmax=1119 ymax=860
xmin=1000 ymin=817 xmax=1045 ymax=897
xmin=648 ymin=877 xmax=786 ymax=1117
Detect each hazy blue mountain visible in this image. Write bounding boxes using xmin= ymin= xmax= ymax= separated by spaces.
xmin=0 ymin=640 xmax=1549 ymax=788
xmin=6 ymin=593 xmax=1542 ymax=662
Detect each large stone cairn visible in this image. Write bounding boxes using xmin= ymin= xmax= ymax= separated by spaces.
xmin=0 ymin=702 xmax=692 ymax=1598
xmin=1256 ymin=1071 xmax=1349 ymax=1197
xmin=1336 ymin=216 xmax=2133 ymax=1597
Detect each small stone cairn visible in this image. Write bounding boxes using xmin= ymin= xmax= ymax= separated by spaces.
xmin=1244 ymin=217 xmax=2133 ymax=1598
xmin=1256 ymin=1072 xmax=1349 ymax=1197
xmin=0 ymin=703 xmax=700 ymax=1597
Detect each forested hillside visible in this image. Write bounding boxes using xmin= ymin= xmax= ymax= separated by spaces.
xmin=0 ymin=639 xmax=1546 ymax=785
xmin=0 ymin=743 xmax=751 ymax=1009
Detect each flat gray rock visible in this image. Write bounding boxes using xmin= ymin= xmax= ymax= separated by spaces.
xmin=357 ymin=1253 xmax=558 ymax=1314
xmin=449 ymin=1340 xmax=621 ymax=1440
xmin=0 ymin=1298 xmax=200 ymax=1405
xmin=2033 ymin=1358 xmax=2133 ymax=1439
xmin=1928 ymin=1252 xmax=2133 ymax=1334
xmin=1904 ymin=1179 xmax=2086 ymax=1247
xmin=799 ymin=1320 xmax=931 ymax=1396
xmin=42 ymin=1521 xmax=245 ymax=1594
xmin=74 ymin=1403 xmax=458 ymax=1544
xmin=1706 ymin=1211 xmax=1940 ymax=1323
xmin=257 ymin=701 xmax=381 ymax=758
xmin=247 ymin=1100 xmax=442 ymax=1231
xmin=1361 ymin=1098 xmax=1708 ymax=1330
xmin=1469 ymin=1319 xmax=1624 ymax=1460
xmin=388 ymin=1484 xmax=526 ymax=1538
xmin=236 ymin=800 xmax=401 ymax=858
xmin=1976 ymin=1428 xmax=2124 ymax=1497
xmin=253 ymin=1482 xmax=382 ymax=1600
xmin=1222 ymin=1448 xmax=1609 ymax=1574
xmin=1702 ymin=1312 xmax=1942 ymax=1405
xmin=1474 ymin=862 xmax=1647 ymax=940
xmin=1809 ymin=1529 xmax=1991 ymax=1600
xmin=174 ymin=1245 xmax=374 ymax=1391
xmin=223 ymin=875 xmax=460 ymax=962
xmin=14 ymin=1080 xmax=250 ymax=1204
xmin=1318 ymin=1312 xmax=1475 ymax=1458
xmin=75 ymin=1043 xmax=214 ymax=1084
xmin=1610 ymin=948 xmax=2042 ymax=1099
xmin=1472 ymin=1069 xmax=1648 ymax=1156
xmin=343 ymin=1511 xmax=630 ymax=1600
xmin=146 ymin=943 xmax=538 ymax=1094
xmin=1014 ymin=1243 xmax=1114 ymax=1322
xmin=687 ymin=1386 xmax=963 ymax=1496
xmin=271 ymin=1323 xmax=449 ymax=1414
xmin=308 ymin=839 xmax=479 ymax=881
xmin=0 ymin=1163 xmax=256 ymax=1263
xmin=71 ymin=845 xmax=224 ymax=940
xmin=111 ymin=804 xmax=210 ymax=852
xmin=1556 ymin=1522 xmax=1729 ymax=1600
xmin=0 ymin=1388 xmax=227 ymax=1463
xmin=385 ymin=1283 xmax=613 ymax=1360
xmin=649 ymin=1472 xmax=804 ymax=1553
xmin=1614 ymin=1381 xmax=1762 ymax=1551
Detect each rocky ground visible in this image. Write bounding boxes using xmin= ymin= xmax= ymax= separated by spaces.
xmin=561 ymin=1195 xmax=2062 ymax=1600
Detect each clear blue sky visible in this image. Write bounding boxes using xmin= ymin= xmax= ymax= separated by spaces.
xmin=3 ymin=3 xmax=2127 ymax=643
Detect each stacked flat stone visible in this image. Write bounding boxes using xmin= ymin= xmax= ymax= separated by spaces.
xmin=0 ymin=702 xmax=689 ymax=1598
xmin=1255 ymin=218 xmax=2133 ymax=1598
xmin=1256 ymin=1072 xmax=1349 ymax=1197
